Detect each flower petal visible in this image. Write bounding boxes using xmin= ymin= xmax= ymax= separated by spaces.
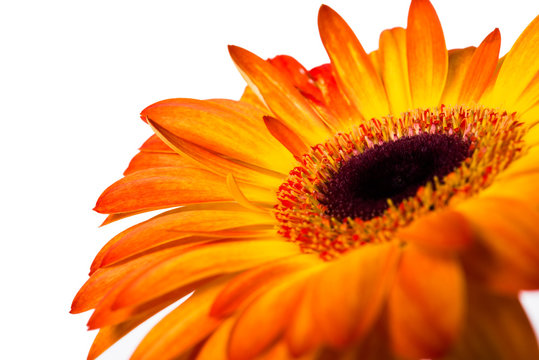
xmin=228 ymin=45 xmax=330 ymax=145
xmin=284 ymin=279 xmax=322 ymax=357
xmin=497 ymin=145 xmax=539 ymax=180
xmin=309 ymin=64 xmax=355 ymax=128
xmin=440 ymin=47 xmax=476 ymax=106
xmin=268 ymin=55 xmax=324 ymax=104
xmin=112 ymin=240 xmax=302 ymax=309
xmin=94 ymin=167 xmax=274 ymax=214
xmin=227 ymin=268 xmax=318 ymax=360
xmin=457 ymin=29 xmax=501 ymax=104
xmin=389 ymin=244 xmax=465 ymax=359
xmin=407 ymin=0 xmax=448 ymax=109
xmin=196 ymin=317 xmax=236 ymax=360
xmin=396 ymin=208 xmax=473 ymax=252
xmin=98 ymin=207 xmax=274 ymax=269
xmin=139 ymin=134 xmax=174 ymax=153
xmin=71 ymin=247 xmax=182 ymax=314
xmin=486 ymin=14 xmax=539 ymax=113
xmin=263 ymin=115 xmax=309 ymax=159
xmin=149 ymin=119 xmax=284 ymax=188
xmin=142 ymin=98 xmax=294 ymax=175
xmin=379 ymin=27 xmax=412 ymax=116
xmin=130 ymin=277 xmax=229 ymax=360
xmin=124 ymin=151 xmax=196 ymax=175
xmin=311 ymin=242 xmax=400 ymax=348
xmin=447 ymin=287 xmax=539 ymax=359
xmin=211 ymin=254 xmax=321 ymax=318
xmin=318 ymin=5 xmax=390 ymax=123
xmin=457 ymin=196 xmax=539 ymax=293
xmin=87 ymin=308 xmax=163 ymax=360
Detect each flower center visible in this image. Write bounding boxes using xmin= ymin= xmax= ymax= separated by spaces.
xmin=320 ymin=134 xmax=471 ymax=221
xmin=274 ymin=106 xmax=525 ymax=260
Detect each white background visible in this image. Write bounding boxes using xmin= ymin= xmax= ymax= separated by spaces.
xmin=2 ymin=0 xmax=538 ymax=359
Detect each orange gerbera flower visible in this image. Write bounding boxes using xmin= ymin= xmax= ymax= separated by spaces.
xmin=73 ymin=1 xmax=539 ymax=359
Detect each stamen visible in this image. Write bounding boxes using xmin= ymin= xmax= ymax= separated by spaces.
xmin=274 ymin=106 xmax=525 ymax=260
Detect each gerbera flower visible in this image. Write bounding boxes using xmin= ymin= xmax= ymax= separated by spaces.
xmin=73 ymin=0 xmax=539 ymax=358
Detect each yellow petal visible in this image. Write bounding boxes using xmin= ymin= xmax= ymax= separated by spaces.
xmin=440 ymin=47 xmax=476 ymax=106
xmin=379 ymin=27 xmax=412 ymax=116
xmin=407 ymin=0 xmax=448 ymax=109
xmin=486 ymin=14 xmax=539 ymax=113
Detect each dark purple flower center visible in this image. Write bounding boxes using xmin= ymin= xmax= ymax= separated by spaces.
xmin=320 ymin=133 xmax=472 ymax=221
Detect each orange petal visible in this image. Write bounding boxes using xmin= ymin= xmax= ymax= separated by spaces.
xmin=98 ymin=207 xmax=273 ymax=269
xmin=72 ymin=246 xmax=186 ymax=314
xmin=227 ymin=268 xmax=318 ymax=360
xmin=457 ymin=29 xmax=501 ymax=104
xmin=389 ymin=244 xmax=465 ymax=359
xmin=130 ymin=277 xmax=229 ymax=360
xmin=148 ymin=119 xmax=284 ymax=188
xmin=94 ymin=167 xmax=274 ymax=214
xmin=196 ymin=317 xmax=236 ymax=360
xmin=263 ymin=115 xmax=309 ymax=159
xmin=440 ymin=47 xmax=476 ymax=106
xmin=89 ymin=282 xmax=207 ymax=332
xmin=268 ymin=55 xmax=324 ymax=104
xmin=87 ymin=306 xmax=164 ymax=360
xmin=379 ymin=27 xmax=412 ymax=116
xmin=142 ymin=98 xmax=294 ymax=175
xmin=92 ymin=202 xmax=256 ymax=270
xmin=309 ymin=64 xmax=355 ymax=128
xmin=124 ymin=152 xmax=196 ymax=175
xmin=112 ymin=240 xmax=302 ymax=309
xmin=139 ymin=134 xmax=174 ymax=153
xmin=228 ymin=45 xmax=330 ymax=145
xmin=396 ymin=208 xmax=473 ymax=252
xmin=95 ymin=168 xmax=230 ymax=214
xmin=318 ymin=5 xmax=390 ymax=123
xmin=406 ymin=0 xmax=448 ymax=109
xmin=457 ymin=196 xmax=539 ymax=293
xmin=284 ymin=277 xmax=323 ymax=357
xmin=311 ymin=242 xmax=400 ymax=348
xmin=211 ymin=254 xmax=321 ymax=318
xmin=447 ymin=287 xmax=539 ymax=359
xmin=99 ymin=210 xmax=148 ymax=226
xmin=486 ymin=15 xmax=539 ymax=113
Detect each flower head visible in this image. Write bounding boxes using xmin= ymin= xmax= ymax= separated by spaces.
xmin=73 ymin=1 xmax=539 ymax=359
